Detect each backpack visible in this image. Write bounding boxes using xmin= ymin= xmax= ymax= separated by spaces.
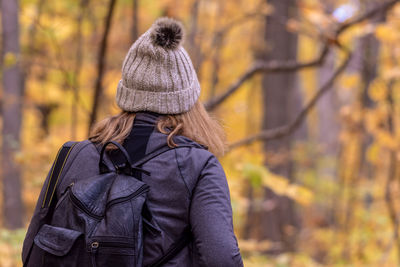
xmin=22 ymin=140 xmax=191 ymax=267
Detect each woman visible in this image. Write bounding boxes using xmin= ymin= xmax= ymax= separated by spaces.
xmin=94 ymin=17 xmax=243 ymax=266
xmin=24 ymin=17 xmax=243 ymax=266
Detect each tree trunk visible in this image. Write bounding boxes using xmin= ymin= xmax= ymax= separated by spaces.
xmin=317 ymin=0 xmax=338 ymax=161
xmin=72 ymin=0 xmax=88 ymax=140
xmin=317 ymin=50 xmax=340 ymax=226
xmin=357 ymin=31 xmax=381 ymax=182
xmin=186 ymin=0 xmax=202 ymax=78
xmin=1 ymin=0 xmax=24 ymax=229
xmin=340 ymin=4 xmax=384 ymax=258
xmin=385 ymin=79 xmax=400 ymax=265
xmin=131 ymin=0 xmax=138 ymax=42
xmin=244 ymin=0 xmax=301 ymax=253
xmin=88 ymin=0 xmax=117 ymax=134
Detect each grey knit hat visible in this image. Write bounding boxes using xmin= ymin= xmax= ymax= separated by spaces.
xmin=116 ymin=17 xmax=200 ymax=114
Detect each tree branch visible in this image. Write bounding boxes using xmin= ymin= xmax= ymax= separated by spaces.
xmin=228 ymin=51 xmax=352 ymax=151
xmin=205 ymin=44 xmax=329 ymax=110
xmin=205 ymin=0 xmax=400 ymax=111
xmin=336 ymin=0 xmax=399 ymax=35
xmin=210 ymin=11 xmax=267 ymax=47
xmin=207 ymin=10 xmax=267 ymax=99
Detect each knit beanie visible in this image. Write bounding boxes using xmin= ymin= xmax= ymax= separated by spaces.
xmin=116 ymin=17 xmax=201 ymax=114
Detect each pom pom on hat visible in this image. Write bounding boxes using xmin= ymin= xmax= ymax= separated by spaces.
xmin=150 ymin=17 xmax=184 ymax=50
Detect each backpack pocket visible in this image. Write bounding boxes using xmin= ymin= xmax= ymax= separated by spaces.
xmin=33 ymin=224 xmax=85 ymax=266
xmin=89 ymin=236 xmax=136 ymax=266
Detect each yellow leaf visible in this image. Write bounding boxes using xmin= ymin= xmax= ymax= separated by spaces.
xmin=238 ymin=239 xmax=274 ymax=252
xmin=47 ymin=87 xmax=64 ymax=103
xmin=366 ymin=143 xmax=380 ymax=164
xmin=261 ymin=169 xmax=289 ymax=195
xmin=368 ymin=79 xmax=387 ymax=102
xmin=376 ymin=130 xmax=397 ymax=149
xmin=4 ymin=52 xmax=18 ymax=68
xmin=383 ymin=67 xmax=400 ymax=80
xmin=339 ymin=73 xmax=360 ymax=90
xmin=13 ymin=151 xmax=25 ymax=164
xmin=242 ymin=163 xmax=314 ymax=206
xmin=286 ymin=185 xmax=314 ymax=206
xmin=375 ymin=24 xmax=399 ymax=43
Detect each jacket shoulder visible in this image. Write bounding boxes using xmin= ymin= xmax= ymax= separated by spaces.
xmin=174 ymin=145 xmax=219 ymax=195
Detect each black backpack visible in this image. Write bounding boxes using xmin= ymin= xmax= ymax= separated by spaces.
xmin=22 ymin=140 xmax=190 ymax=267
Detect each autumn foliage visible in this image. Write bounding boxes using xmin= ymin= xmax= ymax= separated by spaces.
xmin=2 ymin=0 xmax=400 ymax=266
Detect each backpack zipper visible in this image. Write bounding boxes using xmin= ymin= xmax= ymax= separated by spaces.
xmin=68 ymin=183 xmax=149 ymax=220
xmin=68 ymin=187 xmax=103 ymax=220
xmin=106 ymin=184 xmax=149 ymax=209
xmin=91 ymin=241 xmax=99 ymax=267
xmin=90 ymin=240 xmax=135 ymax=267
xmin=91 ymin=240 xmax=135 ymax=249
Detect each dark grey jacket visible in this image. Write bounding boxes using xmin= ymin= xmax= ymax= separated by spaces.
xmin=23 ymin=112 xmax=243 ymax=266
xmin=122 ymin=112 xmax=243 ymax=266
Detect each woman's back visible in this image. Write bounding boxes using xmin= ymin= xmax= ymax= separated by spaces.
xmin=117 ymin=112 xmax=242 ymax=266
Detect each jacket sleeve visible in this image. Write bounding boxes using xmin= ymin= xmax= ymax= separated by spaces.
xmin=189 ymin=155 xmax=243 ymax=267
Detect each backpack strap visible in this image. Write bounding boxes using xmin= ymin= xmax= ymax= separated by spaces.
xmin=137 ymin=145 xmax=196 ymax=267
xmin=147 ymin=226 xmax=191 ymax=267
xmin=23 ymin=141 xmax=77 ymax=267
xmin=133 ymin=144 xmax=195 ymax=169
xmin=41 ymin=141 xmax=78 ymax=208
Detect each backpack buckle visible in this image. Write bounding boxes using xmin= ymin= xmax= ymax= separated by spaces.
xmin=115 ymin=163 xmax=130 ymax=175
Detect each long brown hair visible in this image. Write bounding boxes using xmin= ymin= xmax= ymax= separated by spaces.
xmin=89 ymin=101 xmax=226 ymax=156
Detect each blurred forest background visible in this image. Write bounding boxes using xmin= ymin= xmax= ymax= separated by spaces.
xmin=1 ymin=0 xmax=400 ymax=266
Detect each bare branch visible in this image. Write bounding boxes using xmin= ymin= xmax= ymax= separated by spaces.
xmin=205 ymin=44 xmax=329 ymax=110
xmin=211 ymin=11 xmax=266 ymax=47
xmin=336 ymin=0 xmax=399 ymax=35
xmin=205 ymin=0 xmax=400 ymax=111
xmin=228 ymin=51 xmax=352 ymax=151
xmin=207 ymin=8 xmax=268 ymax=98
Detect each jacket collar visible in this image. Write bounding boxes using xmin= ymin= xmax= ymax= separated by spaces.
xmin=134 ymin=112 xmax=161 ymax=126
xmin=131 ymin=112 xmax=207 ymax=151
